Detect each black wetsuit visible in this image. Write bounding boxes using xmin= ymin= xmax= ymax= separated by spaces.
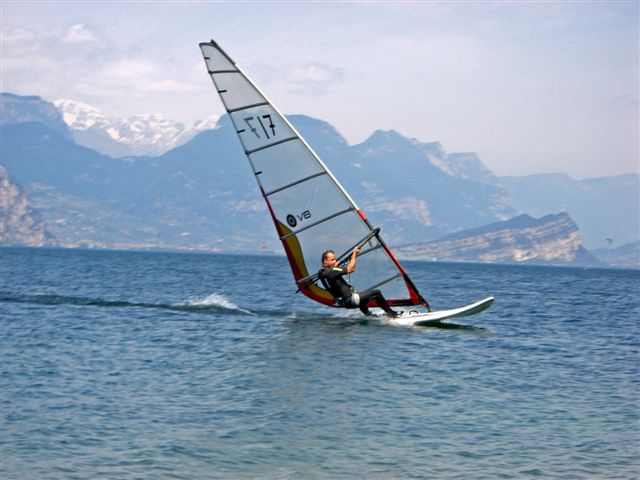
xmin=318 ymin=266 xmax=397 ymax=317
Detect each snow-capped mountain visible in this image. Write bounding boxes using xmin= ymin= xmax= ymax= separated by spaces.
xmin=54 ymin=99 xmax=218 ymax=157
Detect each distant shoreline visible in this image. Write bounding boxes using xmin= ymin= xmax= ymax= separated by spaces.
xmin=2 ymin=245 xmax=637 ymax=271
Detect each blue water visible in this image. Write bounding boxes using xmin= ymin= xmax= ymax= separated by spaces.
xmin=1 ymin=247 xmax=638 ymax=479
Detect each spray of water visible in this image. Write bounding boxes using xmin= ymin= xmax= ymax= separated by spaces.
xmin=180 ymin=293 xmax=256 ymax=315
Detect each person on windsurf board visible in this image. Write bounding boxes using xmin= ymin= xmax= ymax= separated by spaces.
xmin=318 ymin=247 xmax=399 ymax=318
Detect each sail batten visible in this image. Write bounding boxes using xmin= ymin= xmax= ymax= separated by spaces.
xmin=366 ymin=273 xmax=402 ymax=292
xmin=357 ymin=243 xmax=383 ymax=258
xmin=228 ymin=101 xmax=270 ymax=113
xmin=200 ymin=40 xmax=428 ymax=308
xmin=246 ymin=136 xmax=298 ymax=155
xmin=264 ymin=171 xmax=328 ymax=197
xmin=280 ymin=207 xmax=355 ymax=240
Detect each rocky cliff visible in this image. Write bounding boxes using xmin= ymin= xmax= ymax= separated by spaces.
xmin=498 ymin=173 xmax=639 ymax=250
xmin=1 ymin=93 xmax=71 ymax=139
xmin=591 ymin=241 xmax=640 ymax=269
xmin=395 ymin=213 xmax=602 ymax=266
xmin=0 ymin=164 xmax=57 ymax=247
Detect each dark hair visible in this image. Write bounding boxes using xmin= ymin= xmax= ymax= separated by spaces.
xmin=321 ymin=250 xmax=335 ymax=263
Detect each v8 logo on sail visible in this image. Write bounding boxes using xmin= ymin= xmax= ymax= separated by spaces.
xmin=286 ymin=210 xmax=311 ymax=228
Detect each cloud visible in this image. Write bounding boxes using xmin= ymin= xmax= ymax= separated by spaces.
xmin=285 ymin=62 xmax=345 ymax=95
xmin=93 ymin=59 xmax=195 ymax=94
xmin=101 ymin=59 xmax=155 ymax=81
xmin=63 ymin=24 xmax=98 ymax=44
xmin=1 ymin=22 xmax=197 ymax=116
xmin=1 ymin=25 xmax=36 ymax=44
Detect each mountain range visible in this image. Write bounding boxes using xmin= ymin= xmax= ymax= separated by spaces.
xmin=1 ymin=92 xmax=638 ymax=268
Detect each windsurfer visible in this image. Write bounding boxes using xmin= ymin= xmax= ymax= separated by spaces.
xmin=319 ymin=247 xmax=398 ymax=318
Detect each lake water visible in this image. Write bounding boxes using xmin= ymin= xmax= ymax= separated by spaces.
xmin=1 ymin=247 xmax=638 ymax=479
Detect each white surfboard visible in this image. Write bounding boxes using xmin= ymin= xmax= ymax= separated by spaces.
xmin=388 ymin=296 xmax=494 ymax=327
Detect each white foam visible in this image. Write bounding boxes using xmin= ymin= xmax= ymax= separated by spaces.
xmin=330 ymin=309 xmax=368 ymax=318
xmin=181 ymin=293 xmax=255 ymax=315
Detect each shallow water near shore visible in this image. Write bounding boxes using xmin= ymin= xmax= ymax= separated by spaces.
xmin=1 ymin=247 xmax=638 ymax=479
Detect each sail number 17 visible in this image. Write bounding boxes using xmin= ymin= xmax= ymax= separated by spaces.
xmin=244 ymin=115 xmax=276 ymax=139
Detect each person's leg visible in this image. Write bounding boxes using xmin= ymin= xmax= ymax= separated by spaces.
xmin=358 ymin=289 xmax=397 ymax=317
xmin=356 ymin=290 xmax=374 ymax=315
xmin=373 ymin=290 xmax=398 ymax=317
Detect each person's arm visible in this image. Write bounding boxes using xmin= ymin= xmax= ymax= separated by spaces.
xmin=346 ymin=246 xmax=360 ymax=273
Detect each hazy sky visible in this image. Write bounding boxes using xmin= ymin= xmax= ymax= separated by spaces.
xmin=2 ymin=1 xmax=638 ymax=178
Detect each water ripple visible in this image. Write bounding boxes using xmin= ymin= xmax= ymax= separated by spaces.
xmin=1 ymin=248 xmax=638 ymax=479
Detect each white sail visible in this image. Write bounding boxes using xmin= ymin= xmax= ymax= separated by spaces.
xmin=200 ymin=40 xmax=428 ymax=308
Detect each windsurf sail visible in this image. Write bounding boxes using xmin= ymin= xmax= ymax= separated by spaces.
xmin=199 ymin=40 xmax=429 ymax=309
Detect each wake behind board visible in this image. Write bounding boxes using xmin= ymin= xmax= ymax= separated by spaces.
xmin=388 ymin=296 xmax=494 ymax=327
